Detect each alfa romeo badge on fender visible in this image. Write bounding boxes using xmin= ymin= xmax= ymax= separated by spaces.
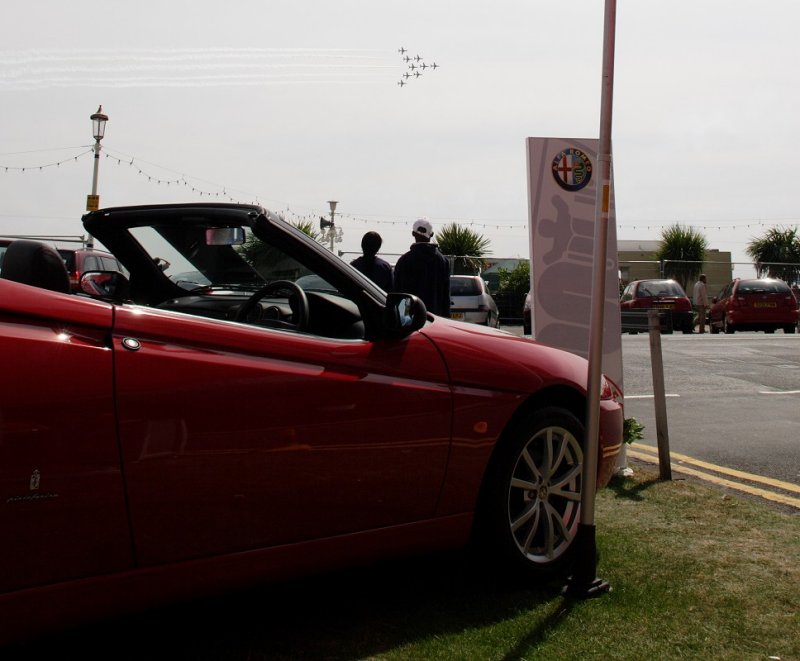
xmin=551 ymin=148 xmax=593 ymax=192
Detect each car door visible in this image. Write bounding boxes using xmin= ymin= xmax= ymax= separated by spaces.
xmin=0 ymin=284 xmax=133 ymax=594
xmin=112 ymin=305 xmax=453 ymax=566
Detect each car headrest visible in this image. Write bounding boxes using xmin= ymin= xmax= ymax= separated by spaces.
xmin=0 ymin=240 xmax=70 ymax=293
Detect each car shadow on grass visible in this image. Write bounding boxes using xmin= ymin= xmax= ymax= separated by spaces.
xmin=4 ymin=550 xmax=575 ymax=661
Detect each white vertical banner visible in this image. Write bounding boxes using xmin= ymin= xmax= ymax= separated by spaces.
xmin=526 ymin=137 xmax=623 ymax=392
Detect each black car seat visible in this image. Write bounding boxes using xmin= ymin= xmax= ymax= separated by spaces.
xmin=0 ymin=240 xmax=70 ymax=293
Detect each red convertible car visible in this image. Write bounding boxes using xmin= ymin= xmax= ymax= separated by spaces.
xmin=0 ymin=203 xmax=623 ymax=643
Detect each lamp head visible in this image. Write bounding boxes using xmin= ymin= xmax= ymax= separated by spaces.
xmin=90 ymin=105 xmax=109 ymax=141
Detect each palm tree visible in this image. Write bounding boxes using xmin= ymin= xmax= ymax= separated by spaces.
xmin=239 ymin=220 xmax=324 ymax=271
xmin=655 ymin=224 xmax=708 ymax=292
xmin=292 ymin=220 xmax=321 ymax=242
xmin=746 ymin=226 xmax=800 ymax=284
xmin=436 ymin=224 xmax=491 ymax=275
xmin=239 ymin=233 xmax=277 ymax=270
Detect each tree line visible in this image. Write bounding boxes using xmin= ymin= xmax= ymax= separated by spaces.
xmin=287 ymin=218 xmax=800 ymax=297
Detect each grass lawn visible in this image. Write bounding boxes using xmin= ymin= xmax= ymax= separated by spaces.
xmin=6 ymin=463 xmax=799 ymax=660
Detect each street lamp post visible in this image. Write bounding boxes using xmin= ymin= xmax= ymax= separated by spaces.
xmin=319 ymin=200 xmax=343 ymax=252
xmin=86 ymin=105 xmax=108 ymax=250
xmin=327 ymin=200 xmax=338 ymax=252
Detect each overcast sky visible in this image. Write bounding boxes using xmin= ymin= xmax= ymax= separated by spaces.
xmin=2 ymin=1 xmax=798 ymax=277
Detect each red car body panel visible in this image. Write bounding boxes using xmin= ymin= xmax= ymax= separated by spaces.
xmin=0 ymin=270 xmax=622 ymax=643
xmin=112 ymin=305 xmax=452 ymax=565
xmin=417 ymin=321 xmax=621 ymax=511
xmin=0 ymin=282 xmax=132 ymax=596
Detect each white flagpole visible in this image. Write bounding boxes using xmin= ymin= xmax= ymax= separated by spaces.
xmin=565 ymin=0 xmax=617 ymax=598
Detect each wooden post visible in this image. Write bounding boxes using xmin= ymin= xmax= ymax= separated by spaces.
xmin=648 ymin=310 xmax=672 ymax=480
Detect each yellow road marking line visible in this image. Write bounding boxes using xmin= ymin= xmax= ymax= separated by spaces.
xmin=627 ymin=448 xmax=800 ymax=509
xmin=630 ymin=442 xmax=800 ymax=494
xmin=624 ymin=394 xmax=680 ymax=399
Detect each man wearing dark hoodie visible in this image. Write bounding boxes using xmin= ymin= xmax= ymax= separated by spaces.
xmin=393 ymin=218 xmax=451 ymax=317
xmin=350 ymin=231 xmax=394 ymax=291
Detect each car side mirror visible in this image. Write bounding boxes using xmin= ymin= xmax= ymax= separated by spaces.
xmin=80 ymin=271 xmax=131 ymax=300
xmin=712 ymin=297 xmax=717 ymax=304
xmin=383 ymin=293 xmax=427 ymax=337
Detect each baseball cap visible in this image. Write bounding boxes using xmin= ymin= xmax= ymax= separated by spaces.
xmin=412 ymin=218 xmax=434 ymax=239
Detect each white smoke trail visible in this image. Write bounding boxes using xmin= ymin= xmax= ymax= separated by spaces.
xmin=0 ymin=47 xmax=397 ymax=90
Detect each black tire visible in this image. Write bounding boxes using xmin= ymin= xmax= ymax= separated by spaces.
xmin=476 ymin=407 xmax=585 ymax=581
xmin=724 ymin=315 xmax=735 ymax=334
xmin=784 ymin=325 xmax=796 ymax=334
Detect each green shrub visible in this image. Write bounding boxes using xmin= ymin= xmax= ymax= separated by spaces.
xmin=623 ymin=416 xmax=645 ymax=444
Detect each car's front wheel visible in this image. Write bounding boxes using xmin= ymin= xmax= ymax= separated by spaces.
xmin=724 ymin=315 xmax=735 ymax=334
xmin=477 ymin=407 xmax=584 ymax=580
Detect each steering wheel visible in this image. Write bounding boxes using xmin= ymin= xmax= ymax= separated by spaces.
xmin=235 ymin=280 xmax=309 ymax=331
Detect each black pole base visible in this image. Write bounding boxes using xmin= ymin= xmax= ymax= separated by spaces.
xmin=561 ymin=523 xmax=611 ymax=599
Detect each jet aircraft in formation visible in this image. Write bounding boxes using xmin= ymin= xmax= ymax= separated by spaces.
xmin=396 ymin=47 xmax=439 ymax=87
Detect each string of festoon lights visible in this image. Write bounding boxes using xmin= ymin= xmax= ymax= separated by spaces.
xmin=3 ymin=146 xmax=798 ymax=233
xmin=103 ymin=148 xmax=255 ymax=204
xmin=1 ymin=147 xmax=93 ymax=172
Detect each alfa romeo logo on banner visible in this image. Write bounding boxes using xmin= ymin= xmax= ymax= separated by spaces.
xmin=551 ymin=148 xmax=593 ymax=192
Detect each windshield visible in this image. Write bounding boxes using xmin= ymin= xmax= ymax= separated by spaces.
xmin=130 ymin=224 xmax=315 ymax=291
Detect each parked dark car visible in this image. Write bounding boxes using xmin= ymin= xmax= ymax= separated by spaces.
xmin=620 ymin=279 xmax=694 ymax=334
xmin=0 ymin=239 xmax=9 ymax=270
xmin=523 ymin=291 xmax=531 ymax=335
xmin=709 ymin=278 xmax=798 ymax=334
xmin=0 ymin=203 xmax=623 ymax=643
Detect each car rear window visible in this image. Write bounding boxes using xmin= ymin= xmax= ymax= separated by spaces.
xmin=637 ymin=281 xmax=685 ymax=297
xmin=738 ymin=280 xmax=791 ymax=294
xmin=450 ymin=278 xmax=481 ymax=295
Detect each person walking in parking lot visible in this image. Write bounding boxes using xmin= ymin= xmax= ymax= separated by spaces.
xmin=693 ymin=273 xmax=709 ymax=333
xmin=394 ymin=218 xmax=451 ymax=317
xmin=350 ymin=231 xmax=394 ymax=291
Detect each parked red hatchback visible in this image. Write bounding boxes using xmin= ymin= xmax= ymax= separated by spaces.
xmin=620 ymin=279 xmax=694 ymax=334
xmin=709 ymin=278 xmax=798 ymax=334
xmin=57 ymin=247 xmax=125 ymax=293
xmin=0 ymin=203 xmax=623 ymax=644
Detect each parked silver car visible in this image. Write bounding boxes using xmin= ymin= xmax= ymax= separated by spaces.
xmin=450 ymin=275 xmax=499 ymax=327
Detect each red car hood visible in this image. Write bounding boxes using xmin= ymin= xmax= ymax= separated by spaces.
xmin=419 ymin=316 xmax=591 ymax=395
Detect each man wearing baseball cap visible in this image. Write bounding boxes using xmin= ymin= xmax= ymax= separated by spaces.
xmin=393 ymin=217 xmax=451 ymax=317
